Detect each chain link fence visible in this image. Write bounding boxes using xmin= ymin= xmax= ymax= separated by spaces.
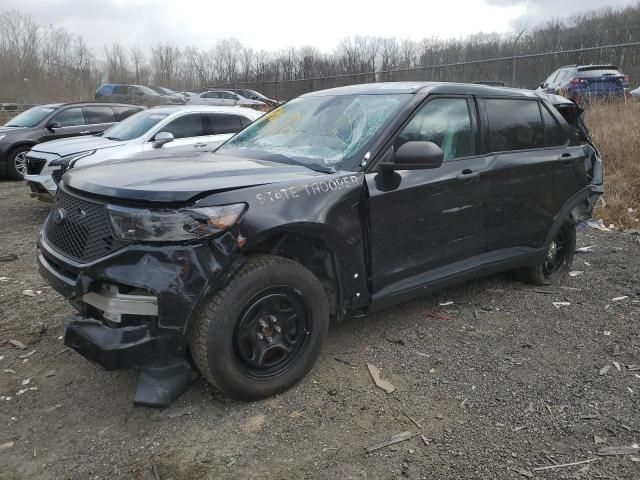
xmin=213 ymin=42 xmax=640 ymax=101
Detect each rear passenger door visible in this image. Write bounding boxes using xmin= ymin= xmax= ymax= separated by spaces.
xmin=143 ymin=113 xmax=211 ymax=155
xmin=207 ymin=113 xmax=244 ymax=148
xmin=480 ymin=97 xmax=583 ymax=252
xmin=83 ymin=106 xmax=118 ymax=134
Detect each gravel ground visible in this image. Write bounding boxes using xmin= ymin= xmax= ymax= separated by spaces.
xmin=1 ymin=179 xmax=639 ymax=480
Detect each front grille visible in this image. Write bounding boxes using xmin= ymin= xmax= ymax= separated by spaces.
xmin=44 ymin=189 xmax=128 ymax=263
xmin=26 ymin=156 xmax=46 ymax=175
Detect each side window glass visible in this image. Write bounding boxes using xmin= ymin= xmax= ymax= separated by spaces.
xmin=52 ymin=107 xmax=85 ymax=127
xmin=546 ymin=70 xmax=559 ymax=84
xmin=541 ymin=106 xmax=568 ymax=147
xmin=85 ymin=106 xmax=117 ymax=124
xmin=113 ymin=85 xmax=127 ymax=95
xmin=394 ymin=98 xmax=474 ymax=161
xmin=114 ymin=106 xmax=141 ymax=120
xmin=160 ymin=114 xmax=205 ymax=139
xmin=485 ymin=99 xmax=545 ymax=152
xmin=208 ymin=114 xmax=242 ymax=134
xmin=239 ymin=115 xmax=252 ymax=128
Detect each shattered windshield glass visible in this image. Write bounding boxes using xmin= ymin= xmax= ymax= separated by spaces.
xmin=216 ymin=94 xmax=408 ymax=170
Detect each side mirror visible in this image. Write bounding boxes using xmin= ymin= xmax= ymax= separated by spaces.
xmin=152 ymin=131 xmax=174 ymax=148
xmin=380 ymin=141 xmax=444 ymax=171
xmin=540 ymin=82 xmax=547 ymax=89
xmin=46 ymin=121 xmax=61 ymax=131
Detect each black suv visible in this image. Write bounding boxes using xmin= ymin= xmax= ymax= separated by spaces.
xmin=0 ymin=103 xmax=143 ymax=179
xmin=37 ymin=83 xmax=603 ymax=407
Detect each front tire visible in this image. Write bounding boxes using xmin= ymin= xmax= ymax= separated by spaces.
xmin=7 ymin=146 xmax=30 ymax=180
xmin=189 ymin=255 xmax=329 ymax=400
xmin=516 ymin=218 xmax=576 ymax=285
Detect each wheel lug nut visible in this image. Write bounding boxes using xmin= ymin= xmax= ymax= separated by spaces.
xmin=266 ymin=337 xmax=272 ymax=344
xmin=257 ymin=333 xmax=264 ymax=340
xmin=275 ymin=326 xmax=282 ymax=333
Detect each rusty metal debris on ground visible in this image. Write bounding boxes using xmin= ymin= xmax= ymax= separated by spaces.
xmin=367 ymin=364 xmax=395 ymax=394
xmin=364 ymin=431 xmax=416 ymax=453
xmin=576 ymin=245 xmax=595 ymax=253
xmin=425 ymin=311 xmax=455 ymax=321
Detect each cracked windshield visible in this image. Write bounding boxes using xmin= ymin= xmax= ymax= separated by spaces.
xmin=217 ymin=94 xmax=408 ymax=170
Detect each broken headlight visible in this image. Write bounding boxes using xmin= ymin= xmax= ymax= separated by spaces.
xmin=106 ymin=203 xmax=247 ymax=242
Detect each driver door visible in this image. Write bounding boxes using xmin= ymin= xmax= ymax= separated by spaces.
xmin=142 ymin=113 xmax=211 ymax=155
xmin=366 ymin=96 xmax=487 ymax=299
xmin=38 ymin=106 xmax=90 ymax=142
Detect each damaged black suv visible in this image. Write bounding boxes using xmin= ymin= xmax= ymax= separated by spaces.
xmin=37 ymin=83 xmax=603 ymax=407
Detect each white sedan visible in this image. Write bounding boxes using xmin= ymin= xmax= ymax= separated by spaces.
xmin=187 ymin=90 xmax=266 ymax=108
xmin=25 ymin=105 xmax=263 ymax=201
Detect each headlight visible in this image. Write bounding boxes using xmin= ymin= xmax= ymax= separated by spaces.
xmin=50 ymin=150 xmax=95 ymax=169
xmin=0 ymin=134 xmax=6 ymax=141
xmin=107 ymin=203 xmax=247 ymax=242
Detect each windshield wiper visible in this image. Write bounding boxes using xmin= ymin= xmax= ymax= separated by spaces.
xmin=104 ymin=136 xmax=122 ymax=141
xmin=5 ymin=124 xmax=23 ymax=127
xmin=262 ymin=153 xmax=336 ymax=174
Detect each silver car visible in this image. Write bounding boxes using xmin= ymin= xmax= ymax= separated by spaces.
xmin=25 ymin=105 xmax=263 ymax=201
xmin=187 ymin=90 xmax=266 ymax=108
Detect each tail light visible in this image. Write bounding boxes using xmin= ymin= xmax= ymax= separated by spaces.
xmin=570 ymin=77 xmax=586 ymax=85
xmin=623 ymin=75 xmax=630 ymax=87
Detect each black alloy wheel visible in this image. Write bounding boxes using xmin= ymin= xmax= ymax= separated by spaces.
xmin=233 ymin=287 xmax=310 ymax=379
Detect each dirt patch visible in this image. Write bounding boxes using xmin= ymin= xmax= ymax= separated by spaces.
xmin=1 ymin=180 xmax=639 ymax=479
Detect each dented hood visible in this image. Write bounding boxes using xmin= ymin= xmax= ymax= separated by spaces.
xmin=62 ymin=154 xmax=326 ymax=203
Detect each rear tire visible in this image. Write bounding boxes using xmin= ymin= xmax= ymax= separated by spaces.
xmin=516 ymin=218 xmax=576 ymax=286
xmin=188 ymin=255 xmax=329 ymax=400
xmin=7 ymin=146 xmax=30 ymax=180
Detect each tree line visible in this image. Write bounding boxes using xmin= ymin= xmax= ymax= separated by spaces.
xmin=2 ymin=5 xmax=640 ymax=103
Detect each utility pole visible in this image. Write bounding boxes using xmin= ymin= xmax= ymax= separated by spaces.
xmin=511 ymin=27 xmax=527 ymax=88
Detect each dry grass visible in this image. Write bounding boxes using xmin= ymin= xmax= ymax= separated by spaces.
xmin=585 ymin=101 xmax=640 ymax=229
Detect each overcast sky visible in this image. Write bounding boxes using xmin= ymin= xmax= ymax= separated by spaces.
xmin=2 ymin=0 xmax=637 ymax=53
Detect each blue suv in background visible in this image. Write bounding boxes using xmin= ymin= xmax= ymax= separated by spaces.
xmin=537 ymin=64 xmax=629 ymax=104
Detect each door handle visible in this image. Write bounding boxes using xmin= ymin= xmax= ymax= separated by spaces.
xmin=193 ymin=143 xmax=207 ymax=148
xmin=558 ymin=152 xmax=574 ymax=165
xmin=456 ymin=169 xmax=480 ymax=181
xmin=80 ymin=130 xmax=91 ymax=135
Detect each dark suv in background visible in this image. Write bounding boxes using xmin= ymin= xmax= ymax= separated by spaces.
xmin=537 ymin=64 xmax=629 ymax=103
xmin=0 ymin=102 xmax=143 ymax=179
xmin=37 ymin=82 xmax=603 ymax=407
xmin=95 ymin=84 xmax=185 ymax=106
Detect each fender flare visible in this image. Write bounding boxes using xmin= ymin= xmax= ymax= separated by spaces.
xmin=544 ymin=187 xmax=588 ymax=245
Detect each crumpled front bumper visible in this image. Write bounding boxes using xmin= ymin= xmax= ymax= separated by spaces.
xmin=38 ymin=231 xmax=240 ymax=370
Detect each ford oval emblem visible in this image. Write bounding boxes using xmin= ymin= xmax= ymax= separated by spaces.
xmin=52 ymin=208 xmax=66 ymax=225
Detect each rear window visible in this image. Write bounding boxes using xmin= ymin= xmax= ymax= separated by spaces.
xmin=540 ymin=106 xmax=568 ymax=147
xmin=85 ymin=106 xmax=117 ymax=124
xmin=114 ymin=106 xmax=143 ymax=121
xmin=578 ymin=67 xmax=623 ymax=78
xmin=486 ymin=99 xmax=545 ymax=152
xmin=208 ymin=113 xmax=242 ymax=134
